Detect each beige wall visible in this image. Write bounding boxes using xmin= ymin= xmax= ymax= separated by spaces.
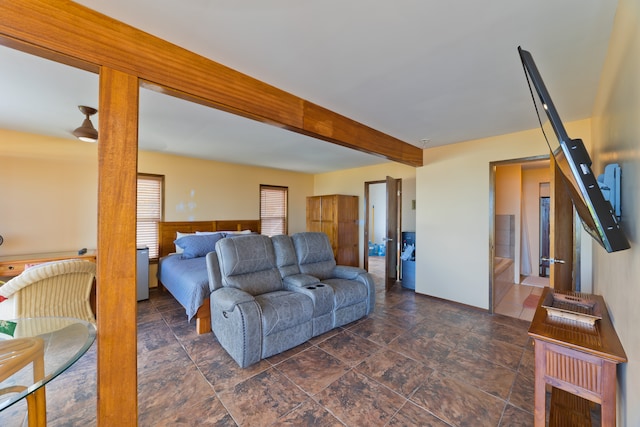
xmin=138 ymin=151 xmax=313 ymax=233
xmin=1 ymin=130 xmax=314 ymax=286
xmin=591 ymin=0 xmax=640 ymax=423
xmin=0 ymin=129 xmax=99 ymax=255
xmin=312 ymin=162 xmax=418 ymax=267
xmin=495 ymin=165 xmax=521 ymax=216
xmin=0 ymin=129 xmax=410 ymax=281
xmin=415 ymin=120 xmax=591 ymax=309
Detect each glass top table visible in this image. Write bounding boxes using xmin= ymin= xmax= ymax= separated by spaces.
xmin=0 ymin=317 xmax=96 ymax=417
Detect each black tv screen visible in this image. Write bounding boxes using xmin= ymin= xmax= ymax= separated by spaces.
xmin=518 ymin=47 xmax=630 ymax=253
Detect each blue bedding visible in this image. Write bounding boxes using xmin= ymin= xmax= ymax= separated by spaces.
xmin=157 ymin=254 xmax=210 ymax=320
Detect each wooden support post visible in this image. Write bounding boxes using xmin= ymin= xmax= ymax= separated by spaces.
xmin=97 ymin=67 xmax=139 ymax=426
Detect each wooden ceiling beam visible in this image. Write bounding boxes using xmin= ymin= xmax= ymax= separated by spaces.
xmin=0 ymin=0 xmax=423 ymax=167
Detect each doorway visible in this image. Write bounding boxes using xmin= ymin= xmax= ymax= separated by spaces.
xmin=490 ymin=156 xmax=553 ymax=319
xmin=364 ymin=178 xmax=401 ymax=291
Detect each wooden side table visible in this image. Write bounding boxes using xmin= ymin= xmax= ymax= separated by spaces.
xmin=0 ymin=251 xmax=96 ymax=278
xmin=528 ymin=288 xmax=627 ymax=426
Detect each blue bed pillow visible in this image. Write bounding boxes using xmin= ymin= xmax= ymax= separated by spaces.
xmin=174 ymin=232 xmax=226 ymax=259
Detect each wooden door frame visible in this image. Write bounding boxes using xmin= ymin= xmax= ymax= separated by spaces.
xmin=488 ymin=155 xmax=549 ymax=314
xmin=385 ymin=176 xmax=400 ymax=291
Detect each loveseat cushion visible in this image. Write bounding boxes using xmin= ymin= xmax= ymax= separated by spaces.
xmin=255 ymin=290 xmax=314 ymax=336
xmin=215 ymin=234 xmax=282 ymax=295
xmin=271 ymin=234 xmax=300 ymax=277
xmin=320 ymin=278 xmax=368 ymax=310
xmin=291 ymin=232 xmax=337 ymax=280
xmin=272 ymin=234 xmax=321 ymax=288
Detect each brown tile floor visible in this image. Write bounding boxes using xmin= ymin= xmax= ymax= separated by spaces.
xmin=2 ymin=269 xmax=539 ymax=427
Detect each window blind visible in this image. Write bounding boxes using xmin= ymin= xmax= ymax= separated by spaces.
xmin=260 ymin=185 xmax=288 ymax=237
xmin=137 ymin=174 xmax=164 ymax=259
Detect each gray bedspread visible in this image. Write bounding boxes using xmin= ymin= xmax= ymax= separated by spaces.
xmin=157 ymin=254 xmax=210 ymax=320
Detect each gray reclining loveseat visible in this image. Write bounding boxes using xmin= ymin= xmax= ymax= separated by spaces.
xmin=206 ymin=232 xmax=375 ymax=368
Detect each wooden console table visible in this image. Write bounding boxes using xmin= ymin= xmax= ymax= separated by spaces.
xmin=0 ymin=250 xmax=96 ymax=277
xmin=528 ymin=288 xmax=627 ymax=426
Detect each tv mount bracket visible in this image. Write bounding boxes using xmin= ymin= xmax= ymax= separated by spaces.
xmin=597 ymin=163 xmax=622 ymax=220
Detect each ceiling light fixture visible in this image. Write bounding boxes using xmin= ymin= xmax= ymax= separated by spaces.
xmin=420 ymin=138 xmax=431 ymax=149
xmin=72 ymin=105 xmax=98 ymax=142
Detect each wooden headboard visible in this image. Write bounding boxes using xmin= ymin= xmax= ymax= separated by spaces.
xmin=157 ymin=220 xmax=261 ymax=258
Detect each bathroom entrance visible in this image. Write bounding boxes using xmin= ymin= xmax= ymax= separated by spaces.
xmin=364 ymin=177 xmax=401 ymax=291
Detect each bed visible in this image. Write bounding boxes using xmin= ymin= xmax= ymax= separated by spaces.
xmin=156 ymin=219 xmax=261 ymax=334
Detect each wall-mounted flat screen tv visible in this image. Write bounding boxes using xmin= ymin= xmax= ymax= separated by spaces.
xmin=518 ymin=46 xmax=630 ymax=253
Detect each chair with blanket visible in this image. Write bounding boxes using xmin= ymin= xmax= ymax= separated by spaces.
xmin=0 ymin=259 xmax=96 ymax=323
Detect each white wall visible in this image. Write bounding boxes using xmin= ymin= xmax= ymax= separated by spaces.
xmin=368 ymin=183 xmax=386 ymax=246
xmin=415 ymin=120 xmax=591 ymax=309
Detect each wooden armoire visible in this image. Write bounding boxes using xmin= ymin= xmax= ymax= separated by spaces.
xmin=306 ymin=194 xmax=359 ymax=266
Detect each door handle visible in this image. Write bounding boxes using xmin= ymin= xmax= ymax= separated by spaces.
xmin=541 ymin=257 xmax=565 ymax=264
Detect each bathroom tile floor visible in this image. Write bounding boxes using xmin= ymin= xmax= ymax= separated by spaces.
xmin=494 ymin=283 xmax=545 ymax=322
xmin=3 ymin=271 xmax=542 ymax=426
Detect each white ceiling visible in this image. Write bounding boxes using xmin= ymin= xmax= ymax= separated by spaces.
xmin=0 ymin=0 xmax=618 ymax=173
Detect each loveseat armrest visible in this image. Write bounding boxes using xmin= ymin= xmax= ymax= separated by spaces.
xmin=332 ymin=265 xmax=366 ymax=280
xmin=206 ymin=252 xmax=223 ymax=292
xmin=282 ymin=274 xmax=320 ymax=288
xmin=332 ymin=266 xmax=376 ymax=315
xmin=210 ymin=287 xmax=255 ymax=312
xmin=210 ymin=287 xmax=262 ymax=368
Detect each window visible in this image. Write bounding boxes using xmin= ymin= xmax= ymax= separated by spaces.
xmin=137 ymin=174 xmax=164 ymax=260
xmin=260 ymin=185 xmax=288 ymax=236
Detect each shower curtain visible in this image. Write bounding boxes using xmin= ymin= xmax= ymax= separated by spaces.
xmin=520 ymin=198 xmax=532 ymax=276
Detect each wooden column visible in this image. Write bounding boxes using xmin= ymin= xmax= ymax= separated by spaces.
xmin=97 ymin=67 xmax=139 ymax=425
